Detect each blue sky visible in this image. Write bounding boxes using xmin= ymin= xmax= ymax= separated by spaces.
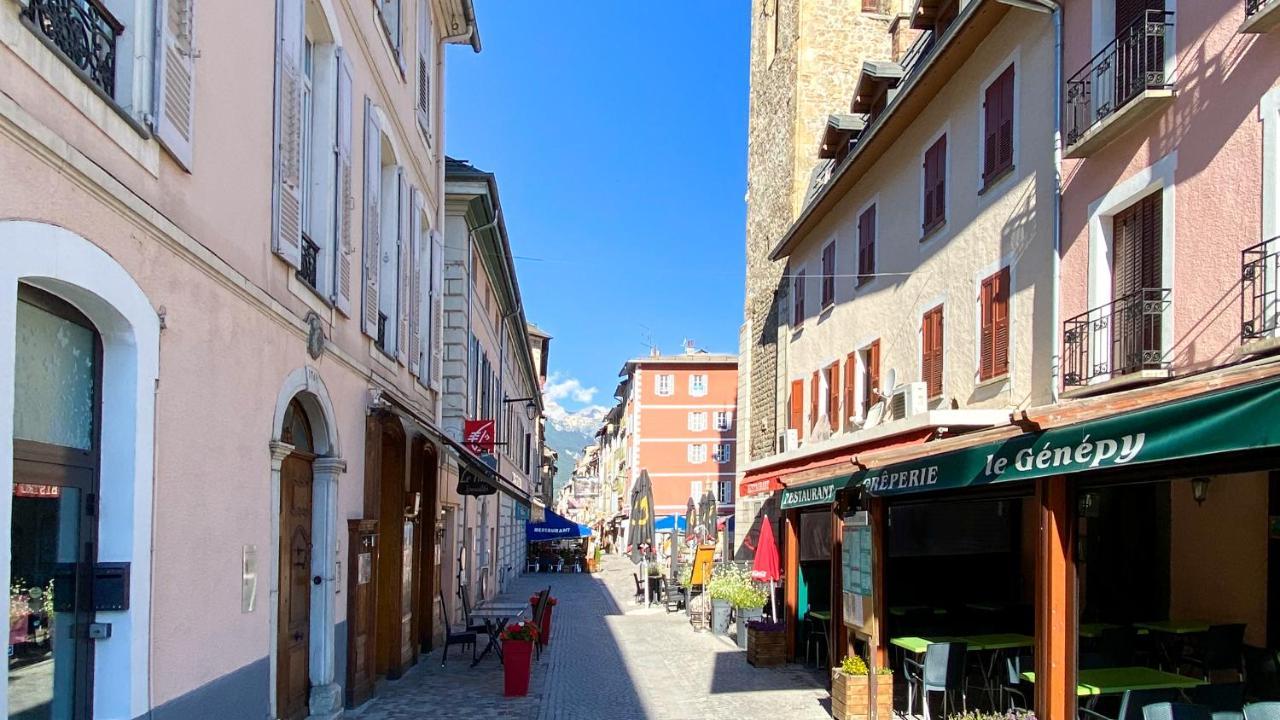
xmin=445 ymin=3 xmax=749 ymax=431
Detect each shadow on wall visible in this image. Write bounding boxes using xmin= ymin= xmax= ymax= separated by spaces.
xmin=733 ymin=494 xmax=781 ymax=563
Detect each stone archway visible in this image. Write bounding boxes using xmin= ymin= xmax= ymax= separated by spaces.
xmin=270 ymin=366 xmax=345 ymax=720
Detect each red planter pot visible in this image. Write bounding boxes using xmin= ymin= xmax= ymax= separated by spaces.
xmin=502 ymin=639 xmax=534 ymax=696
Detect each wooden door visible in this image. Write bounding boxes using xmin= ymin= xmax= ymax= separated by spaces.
xmin=345 ymin=519 xmax=378 ymax=708
xmin=278 ymin=454 xmax=313 ymax=720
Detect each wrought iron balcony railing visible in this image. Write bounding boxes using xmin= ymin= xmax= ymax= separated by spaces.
xmin=22 ymin=0 xmax=123 ymax=98
xmin=1065 ymin=9 xmax=1174 ymax=148
xmin=1062 ymin=288 xmax=1170 ymax=387
xmin=297 ymin=236 xmax=320 ymax=289
xmin=376 ymin=312 xmax=388 ymax=351
xmin=1241 ymin=238 xmax=1280 ymax=342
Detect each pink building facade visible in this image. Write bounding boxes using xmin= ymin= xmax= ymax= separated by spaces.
xmin=1059 ymin=0 xmax=1280 ymax=393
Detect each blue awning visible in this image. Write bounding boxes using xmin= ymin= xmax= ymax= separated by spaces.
xmin=526 ymin=510 xmax=592 ymax=542
xmin=654 ymin=516 xmax=687 ymax=532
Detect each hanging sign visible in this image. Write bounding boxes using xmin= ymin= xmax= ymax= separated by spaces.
xmin=456 ymin=467 xmax=496 ymax=497
xmin=463 ymin=419 xmax=496 ymax=453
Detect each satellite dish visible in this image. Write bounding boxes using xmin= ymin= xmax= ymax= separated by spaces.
xmin=864 ymin=401 xmax=886 ymax=430
xmin=883 ymin=368 xmax=898 ymax=396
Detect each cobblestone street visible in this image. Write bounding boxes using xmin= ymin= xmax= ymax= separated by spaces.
xmin=350 ymin=554 xmax=832 ymax=720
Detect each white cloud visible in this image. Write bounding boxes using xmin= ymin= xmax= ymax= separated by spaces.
xmin=544 ymin=372 xmax=598 ymax=404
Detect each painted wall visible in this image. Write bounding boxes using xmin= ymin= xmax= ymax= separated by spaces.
xmin=1169 ymin=472 xmax=1269 ymax=647
xmin=1059 ymin=0 xmax=1280 ymax=377
xmin=781 ymin=8 xmax=1057 ymax=437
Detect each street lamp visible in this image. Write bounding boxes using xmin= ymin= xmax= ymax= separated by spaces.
xmin=504 ymin=396 xmax=539 ymax=421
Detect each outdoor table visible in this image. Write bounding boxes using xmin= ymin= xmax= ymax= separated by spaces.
xmin=808 ymin=610 xmax=832 ymax=621
xmin=477 ymin=601 xmax=529 ymax=612
xmin=1021 ymin=666 xmax=1204 ymax=699
xmin=467 ymin=606 xmax=527 ymax=668
xmin=892 ymin=633 xmax=1033 ymax=706
xmin=1133 ymin=620 xmax=1211 ymax=634
xmin=889 ymin=605 xmax=948 ymax=617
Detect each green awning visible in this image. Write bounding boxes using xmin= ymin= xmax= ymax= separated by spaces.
xmin=863 ymin=375 xmax=1280 ymax=497
xmin=780 ymin=475 xmax=855 ymax=509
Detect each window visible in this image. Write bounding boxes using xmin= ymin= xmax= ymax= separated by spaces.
xmin=979 ymin=267 xmax=1010 ymax=381
xmin=983 ymin=65 xmax=1015 ymax=187
xmin=655 ymin=374 xmax=674 ymax=396
xmin=376 ymin=0 xmax=402 ymax=53
xmin=923 ymin=134 xmax=947 ymax=234
xmin=860 ymin=340 xmax=881 ymax=418
xmin=717 ymin=480 xmax=734 ymax=505
xmin=824 ymin=363 xmax=839 ymax=432
xmin=789 ymin=379 xmax=804 ymax=441
xmin=714 ymin=411 xmax=732 ymax=431
xmin=821 ymin=241 xmax=836 ymax=308
xmin=689 ymin=374 xmax=708 ymax=397
xmin=793 ymin=269 xmax=806 ymax=326
xmin=688 ymin=444 xmax=707 ymax=464
xmin=714 ymin=444 xmax=731 ymax=464
xmin=688 ymin=412 xmax=707 ymax=431
xmin=922 ymin=305 xmax=944 ymax=398
xmin=857 ymin=205 xmax=876 ymax=286
xmin=416 ymin=0 xmax=435 ymax=145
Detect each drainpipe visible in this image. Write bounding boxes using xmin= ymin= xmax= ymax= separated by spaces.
xmin=997 ymin=0 xmax=1062 ymax=404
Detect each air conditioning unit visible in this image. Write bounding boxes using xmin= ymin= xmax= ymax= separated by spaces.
xmin=886 ymin=382 xmax=928 ymax=421
xmin=777 ymin=429 xmax=799 ymax=453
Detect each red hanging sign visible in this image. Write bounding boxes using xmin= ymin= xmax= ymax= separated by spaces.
xmin=464 ymin=419 xmax=496 ymax=454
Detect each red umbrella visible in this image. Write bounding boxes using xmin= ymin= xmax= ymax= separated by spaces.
xmin=750 ymin=516 xmax=782 ymax=620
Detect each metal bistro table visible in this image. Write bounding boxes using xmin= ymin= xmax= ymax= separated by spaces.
xmin=892 ymin=633 xmax=1034 ymax=706
xmin=468 ymin=605 xmax=528 ymax=667
xmin=1021 ymin=666 xmax=1204 ymax=703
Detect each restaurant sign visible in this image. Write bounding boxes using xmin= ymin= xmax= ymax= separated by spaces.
xmin=780 ymin=478 xmax=843 ymax=509
xmin=864 ymin=375 xmax=1280 ymax=497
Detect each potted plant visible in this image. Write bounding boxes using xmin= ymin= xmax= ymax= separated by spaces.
xmin=746 ymin=619 xmax=786 ymax=667
xmin=528 ymin=594 xmax=558 ymax=644
xmin=705 ymin=565 xmax=741 ymax=636
xmin=731 ymin=581 xmax=769 ymax=649
xmin=830 ymin=656 xmax=893 ymax=720
xmin=589 ymin=546 xmax=602 ymax=572
xmin=499 ymin=620 xmax=540 ymax=696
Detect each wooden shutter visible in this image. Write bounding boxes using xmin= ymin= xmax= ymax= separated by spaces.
xmin=984 ymin=66 xmax=1015 ymax=183
xmin=794 ymin=270 xmax=806 ymax=326
xmin=843 ymin=352 xmax=856 ymax=431
xmin=155 ymin=0 xmax=195 ymax=169
xmin=361 ymin=99 xmax=382 ymax=338
xmin=924 ymin=135 xmax=946 ymax=230
xmin=416 ymin=0 xmax=433 ymax=141
xmin=821 ymin=243 xmax=835 ymax=307
xmin=790 ymin=379 xmax=804 ymax=440
xmin=396 ymin=169 xmax=410 ymax=361
xmin=333 ymin=49 xmax=354 ymax=314
xmin=997 ymin=66 xmax=1015 ymax=174
xmin=826 ymin=363 xmax=839 ymax=431
xmin=809 ymin=371 xmax=819 ymax=433
xmin=1113 ymin=193 xmax=1162 ymax=298
xmin=407 ymin=187 xmax=423 ymax=376
xmin=273 ymin=0 xmax=304 ymax=268
xmin=980 ymin=275 xmax=995 ymax=380
xmin=429 ymin=228 xmax=444 ymax=390
xmin=858 ymin=205 xmax=876 ymax=283
xmin=923 ymin=144 xmax=937 ymax=230
xmin=867 ymin=340 xmax=881 ymax=414
xmin=923 ymin=307 xmax=943 ymax=397
xmin=993 ymin=267 xmax=1010 ymax=377
xmin=984 ymin=79 xmax=999 ymax=181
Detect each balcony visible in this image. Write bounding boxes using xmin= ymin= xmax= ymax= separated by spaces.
xmin=297 ymin=236 xmax=320 ymax=290
xmin=1064 ymin=10 xmax=1175 ymax=159
xmin=1062 ymin=288 xmax=1171 ymax=393
xmin=21 ymin=0 xmax=123 ymax=98
xmin=1241 ymin=238 xmax=1280 ymax=352
xmin=1242 ymin=0 xmax=1280 ymax=33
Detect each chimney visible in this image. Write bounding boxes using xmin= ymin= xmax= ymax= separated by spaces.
xmin=889 ymin=4 xmax=922 ymax=64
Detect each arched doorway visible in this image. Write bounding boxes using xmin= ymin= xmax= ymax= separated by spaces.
xmin=9 ymin=284 xmax=101 ymax=719
xmin=277 ymin=400 xmax=316 ymax=720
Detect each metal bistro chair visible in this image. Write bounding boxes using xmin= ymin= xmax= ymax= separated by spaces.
xmin=905 ymin=641 xmax=968 ymax=720
xmin=1188 ymin=683 xmax=1245 ymax=714
xmin=439 ymin=586 xmax=477 ymax=666
xmin=530 ymin=587 xmax=551 ymax=660
xmin=804 ymin=613 xmax=830 ymax=669
xmin=1080 ymin=689 xmax=1180 ymax=720
xmin=1143 ymin=703 xmax=1215 ymax=720
xmin=632 ymin=573 xmax=645 ymax=603
xmin=1000 ymin=653 xmax=1033 ymax=711
xmin=1185 ymin=624 xmax=1247 ymax=681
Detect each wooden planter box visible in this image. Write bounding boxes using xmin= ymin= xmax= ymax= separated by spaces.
xmin=830 ymin=670 xmax=893 ymax=720
xmin=746 ymin=627 xmax=786 ymax=667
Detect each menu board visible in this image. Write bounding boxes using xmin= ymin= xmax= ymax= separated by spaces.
xmin=842 ymin=522 xmax=872 ymax=596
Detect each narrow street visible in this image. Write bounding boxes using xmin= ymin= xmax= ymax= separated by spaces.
xmin=351 ymin=554 xmax=831 ymax=720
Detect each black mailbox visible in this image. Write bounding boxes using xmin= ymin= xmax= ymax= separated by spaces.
xmin=92 ymin=563 xmax=130 ymax=611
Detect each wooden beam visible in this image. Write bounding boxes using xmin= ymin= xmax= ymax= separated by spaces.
xmin=785 ymin=509 xmax=800 ymax=659
xmin=1035 ymin=476 xmax=1076 ymax=720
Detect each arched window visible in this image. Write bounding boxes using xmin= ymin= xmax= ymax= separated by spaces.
xmin=282 ymin=398 xmax=315 ymax=455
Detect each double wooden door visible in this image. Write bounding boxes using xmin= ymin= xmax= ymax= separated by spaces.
xmin=277 ymin=454 xmax=314 ymax=720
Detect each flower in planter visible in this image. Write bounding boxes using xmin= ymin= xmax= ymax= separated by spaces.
xmin=499 ymin=621 xmax=540 ymax=643
xmin=746 ymin=619 xmax=785 ymax=632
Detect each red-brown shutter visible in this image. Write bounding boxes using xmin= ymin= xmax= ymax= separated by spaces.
xmin=923 ymin=135 xmax=947 ymax=231
xmin=993 ymin=266 xmax=1010 ymax=377
xmin=984 ymin=66 xmax=1014 ymax=184
xmin=983 ymin=81 xmax=999 ymax=180
xmin=822 ymin=242 xmax=836 ymax=307
xmin=858 ymin=205 xmax=876 ymax=284
xmin=865 ymin=340 xmax=881 ymax=416
xmin=827 ymin=363 xmax=840 ymax=431
xmin=844 ymin=352 xmax=856 ymax=431
xmin=923 ymin=306 xmax=944 ymax=397
xmin=980 ymin=275 xmax=995 ymax=380
xmin=794 ymin=270 xmax=806 ymax=326
xmin=790 ymin=379 xmax=805 ymax=441
xmin=810 ymin=371 xmax=819 ymax=433
xmin=998 ymin=66 xmax=1015 ymax=173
